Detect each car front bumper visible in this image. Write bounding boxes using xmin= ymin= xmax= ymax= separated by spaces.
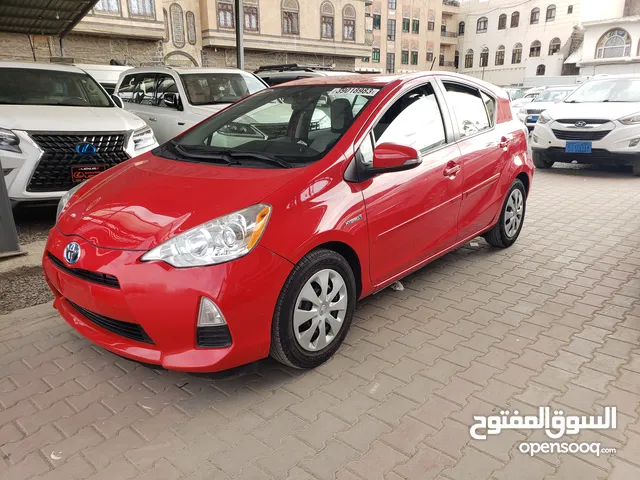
xmin=43 ymin=227 xmax=293 ymax=372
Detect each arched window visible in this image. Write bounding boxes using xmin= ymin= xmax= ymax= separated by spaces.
xmin=511 ymin=11 xmax=519 ymax=27
xmin=512 ymin=43 xmax=522 ymax=63
xmin=320 ymin=1 xmax=334 ymax=38
xmin=477 ymin=16 xmax=488 ymax=33
xmin=454 ymin=50 xmax=459 ymax=68
xmin=411 ymin=45 xmax=419 ymax=65
xmin=480 ymin=47 xmax=489 ymax=67
xmin=458 ymin=21 xmax=465 ymax=35
xmin=596 ymin=28 xmax=632 ymax=58
xmin=343 ymin=4 xmax=356 ymax=41
xmin=426 ymin=46 xmax=434 ymax=62
xmin=498 ymin=14 xmax=507 ymax=30
xmin=465 ymin=49 xmax=474 ymax=68
xmin=163 ymin=8 xmax=169 ymax=42
xmin=549 ymin=37 xmax=561 ymax=55
xmin=536 ymin=64 xmax=546 ymax=75
xmin=186 ymin=11 xmax=196 ymax=44
xmin=170 ymin=3 xmax=185 ymax=48
xmin=546 ymin=5 xmax=556 ymax=22
xmin=282 ymin=0 xmax=300 ymax=35
xmin=217 ymin=0 xmax=234 ymax=29
xmin=495 ymin=45 xmax=505 ymax=65
xmin=243 ymin=0 xmax=259 ymax=31
xmin=530 ymin=7 xmax=540 ymax=24
xmin=530 ymin=40 xmax=541 ymax=57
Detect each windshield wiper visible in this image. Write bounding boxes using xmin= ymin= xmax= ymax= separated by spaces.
xmin=225 ymin=151 xmax=293 ymax=169
xmin=171 ymin=142 xmax=238 ymax=165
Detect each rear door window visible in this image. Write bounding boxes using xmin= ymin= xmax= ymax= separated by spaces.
xmin=116 ymin=74 xmax=137 ymax=103
xmin=443 ymin=82 xmax=491 ymax=138
xmin=132 ymin=74 xmax=157 ymax=105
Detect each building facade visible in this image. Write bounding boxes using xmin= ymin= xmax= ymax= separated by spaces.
xmin=456 ymin=0 xmax=581 ymax=85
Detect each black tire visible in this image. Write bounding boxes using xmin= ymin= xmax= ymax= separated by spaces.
xmin=533 ymin=151 xmax=554 ymax=169
xmin=483 ymin=179 xmax=527 ymax=248
xmin=270 ymin=249 xmax=357 ymax=369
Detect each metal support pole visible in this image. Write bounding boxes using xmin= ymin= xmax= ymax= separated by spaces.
xmin=235 ymin=0 xmax=244 ymax=70
xmin=59 ymin=36 xmax=65 ymax=57
xmin=0 ymin=159 xmax=23 ymax=258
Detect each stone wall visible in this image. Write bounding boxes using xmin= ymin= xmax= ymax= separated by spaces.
xmin=624 ymin=0 xmax=640 ymax=16
xmin=0 ymin=33 xmax=163 ymax=66
xmin=202 ymin=48 xmax=356 ymax=71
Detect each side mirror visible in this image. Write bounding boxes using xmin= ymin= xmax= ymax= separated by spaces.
xmin=317 ymin=94 xmax=331 ymax=107
xmin=371 ymin=143 xmax=422 ymax=173
xmin=163 ymin=92 xmax=180 ymax=109
xmin=111 ymin=94 xmax=124 ymax=108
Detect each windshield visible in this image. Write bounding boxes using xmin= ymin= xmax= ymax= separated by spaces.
xmin=534 ymin=90 xmax=573 ymax=103
xmin=159 ymin=84 xmax=381 ymax=167
xmin=565 ymin=78 xmax=640 ymax=103
xmin=0 ymin=68 xmax=112 ymax=107
xmin=181 ymin=72 xmax=265 ymax=105
xmin=506 ymin=88 xmax=524 ymax=100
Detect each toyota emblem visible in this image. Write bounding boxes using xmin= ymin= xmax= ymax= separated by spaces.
xmin=574 ymin=121 xmax=587 ymax=127
xmin=64 ymin=242 xmax=81 ymax=265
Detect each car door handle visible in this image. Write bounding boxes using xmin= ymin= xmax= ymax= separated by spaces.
xmin=499 ymin=136 xmax=511 ymax=148
xmin=178 ymin=122 xmax=185 ymax=126
xmin=148 ymin=117 xmax=157 ymax=122
xmin=443 ymin=163 xmax=461 ymax=177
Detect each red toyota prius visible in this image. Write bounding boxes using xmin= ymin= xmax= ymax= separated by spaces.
xmin=44 ymin=72 xmax=533 ymax=372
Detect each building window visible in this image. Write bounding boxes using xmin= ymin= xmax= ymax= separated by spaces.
xmin=402 ymin=18 xmax=410 ymax=32
xmin=546 ymin=5 xmax=556 ymax=22
xmin=498 ymin=14 xmax=507 ymax=30
xmin=372 ymin=48 xmax=380 ymax=62
xmin=512 ymin=43 xmax=522 ymax=63
xmin=373 ymin=14 xmax=381 ymax=29
xmin=401 ymin=49 xmax=409 ymax=64
xmin=596 ymin=28 xmax=632 ymax=58
xmin=464 ymin=49 xmax=473 ymax=68
xmin=388 ymin=0 xmax=396 ymax=10
xmin=282 ymin=0 xmax=300 ymax=35
xmin=129 ymin=0 xmax=154 ymax=17
xmin=163 ymin=9 xmax=169 ymax=42
xmin=426 ymin=48 xmax=434 ymax=62
xmin=480 ymin=47 xmax=489 ymax=67
xmin=536 ymin=64 xmax=546 ymax=75
xmin=94 ymin=0 xmax=120 ymax=14
xmin=567 ymin=5 xmax=573 ymax=13
xmin=428 ymin=21 xmax=435 ymax=31
xmin=386 ymin=53 xmax=395 ymax=73
xmin=458 ymin=21 xmax=465 ymax=34
xmin=454 ymin=50 xmax=459 ymax=68
xmin=495 ymin=45 xmax=505 ymax=65
xmin=362 ymin=56 xmax=370 ymax=62
xmin=388 ymin=19 xmax=396 ymax=40
xmin=411 ymin=50 xmax=418 ymax=64
xmin=244 ymin=5 xmax=259 ymax=31
xmin=186 ymin=11 xmax=197 ymax=44
xmin=412 ymin=19 xmax=419 ymax=33
xmin=439 ymin=54 xmax=445 ymax=66
xmin=217 ymin=0 xmax=234 ymax=28
xmin=549 ymin=37 xmax=561 ymax=55
xmin=510 ymin=11 xmax=519 ymax=27
xmin=476 ymin=16 xmax=487 ymax=33
xmin=320 ymin=2 xmax=334 ymax=38
xmin=343 ymin=4 xmax=356 ymax=41
xmin=441 ymin=20 xmax=446 ymax=34
xmin=530 ymin=7 xmax=539 ymax=24
xmin=530 ymin=40 xmax=541 ymax=57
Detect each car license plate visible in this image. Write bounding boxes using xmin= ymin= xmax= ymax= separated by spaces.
xmin=565 ymin=142 xmax=592 ymax=154
xmin=71 ymin=165 xmax=106 ymax=183
xmin=529 ymin=115 xmax=539 ymax=123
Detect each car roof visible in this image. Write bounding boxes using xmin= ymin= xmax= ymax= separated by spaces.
xmin=0 ymin=61 xmax=86 ymax=73
xmin=121 ymin=66 xmax=252 ymax=75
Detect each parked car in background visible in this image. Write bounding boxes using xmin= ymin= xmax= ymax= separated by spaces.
xmin=114 ymin=67 xmax=267 ymax=144
xmin=517 ymin=86 xmax=576 ymax=131
xmin=47 ymin=72 xmax=533 ymax=372
xmin=531 ymin=74 xmax=640 ymax=175
xmin=255 ymin=63 xmax=359 ymax=86
xmin=76 ymin=64 xmax=132 ymax=94
xmin=510 ymin=87 xmax=543 ymax=119
xmin=0 ymin=62 xmax=157 ymax=208
xmin=504 ymin=87 xmax=526 ymax=101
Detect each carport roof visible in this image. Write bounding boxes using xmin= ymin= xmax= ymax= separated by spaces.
xmin=0 ymin=0 xmax=99 ymax=37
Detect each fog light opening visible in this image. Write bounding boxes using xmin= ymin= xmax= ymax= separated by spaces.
xmin=197 ymin=297 xmax=227 ymax=327
xmin=629 ymin=138 xmax=640 ymax=148
xmin=532 ymin=134 xmax=539 ymax=143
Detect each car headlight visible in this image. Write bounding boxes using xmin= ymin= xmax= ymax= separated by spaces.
xmin=56 ymin=182 xmax=84 ymax=222
xmin=141 ymin=204 xmax=272 ymax=267
xmin=0 ymin=128 xmax=21 ymax=153
xmin=132 ymin=126 xmax=156 ymax=150
xmin=619 ymin=113 xmax=640 ymax=125
xmin=537 ymin=113 xmax=552 ymax=125
xmin=519 ymin=107 xmax=528 ymax=115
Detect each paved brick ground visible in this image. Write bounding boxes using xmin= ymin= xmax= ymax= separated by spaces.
xmin=2 ymin=166 xmax=640 ymax=480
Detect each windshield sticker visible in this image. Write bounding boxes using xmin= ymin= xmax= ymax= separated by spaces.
xmin=329 ymin=87 xmax=378 ymax=96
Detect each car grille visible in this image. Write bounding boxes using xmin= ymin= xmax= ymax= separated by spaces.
xmin=196 ymin=326 xmax=232 ymax=348
xmin=555 ymin=119 xmax=610 ymax=124
xmin=27 ymin=133 xmax=129 ymax=192
xmin=68 ymin=300 xmax=154 ymax=344
xmin=47 ymin=252 xmax=120 ymax=289
xmin=552 ymin=129 xmax=611 ymax=141
xmin=526 ymin=109 xmax=545 ymax=115
xmin=254 ymin=123 xmax=288 ymax=138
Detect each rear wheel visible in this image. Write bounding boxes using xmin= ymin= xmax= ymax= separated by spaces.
xmin=483 ymin=179 xmax=526 ymax=248
xmin=533 ymin=151 xmax=554 ymax=169
xmin=270 ymin=249 xmax=356 ymax=369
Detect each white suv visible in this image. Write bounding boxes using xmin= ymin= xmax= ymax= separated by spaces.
xmin=114 ymin=67 xmax=267 ymax=144
xmin=531 ymin=75 xmax=640 ymax=175
xmin=1 ymin=62 xmax=157 ymax=208
xmin=516 ymin=86 xmax=576 ymax=132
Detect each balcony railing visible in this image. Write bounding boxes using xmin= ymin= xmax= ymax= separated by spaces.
xmin=443 ymin=0 xmax=460 ymax=6
xmin=440 ymin=31 xmax=458 ymax=38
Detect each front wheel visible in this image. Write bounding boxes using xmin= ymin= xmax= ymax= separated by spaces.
xmin=270 ymin=249 xmax=356 ymax=369
xmin=483 ymin=179 xmax=527 ymax=248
